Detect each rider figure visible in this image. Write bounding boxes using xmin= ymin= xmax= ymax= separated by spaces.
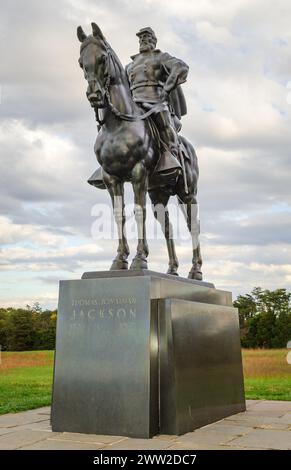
xmin=126 ymin=27 xmax=189 ymax=182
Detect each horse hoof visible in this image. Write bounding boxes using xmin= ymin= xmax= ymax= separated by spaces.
xmin=130 ymin=256 xmax=148 ymax=270
xmin=110 ymin=259 xmax=128 ymax=270
xmin=167 ymin=267 xmax=179 ymax=276
xmin=188 ymin=269 xmax=203 ymax=281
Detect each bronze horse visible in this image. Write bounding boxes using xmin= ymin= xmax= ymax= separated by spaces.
xmin=77 ymin=23 xmax=202 ymax=280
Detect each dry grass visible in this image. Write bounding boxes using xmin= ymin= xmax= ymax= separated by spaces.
xmin=1 ymin=350 xmax=290 ymax=412
xmin=242 ymin=348 xmax=291 ymax=378
xmin=0 ymin=351 xmax=54 ymax=372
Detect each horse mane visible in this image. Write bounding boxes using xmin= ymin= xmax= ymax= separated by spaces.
xmin=103 ymin=40 xmax=131 ymax=91
xmin=80 ymin=35 xmax=130 ymax=91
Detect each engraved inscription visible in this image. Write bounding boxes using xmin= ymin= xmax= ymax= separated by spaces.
xmin=72 ymin=297 xmax=136 ymax=306
xmin=70 ymin=296 xmax=137 ymax=323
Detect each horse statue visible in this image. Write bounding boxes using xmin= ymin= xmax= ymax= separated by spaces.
xmin=77 ymin=23 xmax=203 ymax=280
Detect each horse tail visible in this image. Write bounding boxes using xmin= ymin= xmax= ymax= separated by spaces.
xmin=177 ymin=135 xmax=199 ymax=197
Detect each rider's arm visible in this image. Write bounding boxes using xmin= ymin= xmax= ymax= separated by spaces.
xmin=125 ymin=63 xmax=132 ymax=88
xmin=161 ymin=53 xmax=189 ymax=93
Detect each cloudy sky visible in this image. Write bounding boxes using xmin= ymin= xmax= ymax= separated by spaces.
xmin=0 ymin=0 xmax=290 ymax=308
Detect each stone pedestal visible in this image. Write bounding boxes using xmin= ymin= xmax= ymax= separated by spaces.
xmin=51 ymin=271 xmax=245 ymax=438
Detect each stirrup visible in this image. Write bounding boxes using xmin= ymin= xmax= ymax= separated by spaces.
xmin=153 ymin=149 xmax=182 ymax=175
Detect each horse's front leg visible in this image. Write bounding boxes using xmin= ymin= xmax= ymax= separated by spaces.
xmin=102 ymin=171 xmax=129 ymax=270
xmin=130 ymin=162 xmax=148 ymax=270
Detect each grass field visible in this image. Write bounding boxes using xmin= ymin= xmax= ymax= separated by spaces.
xmin=0 ymin=349 xmax=290 ymax=415
xmin=0 ymin=351 xmax=54 ymax=415
xmin=242 ymin=349 xmax=291 ymax=401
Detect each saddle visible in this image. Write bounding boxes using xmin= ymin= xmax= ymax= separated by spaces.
xmin=146 ymin=117 xmax=190 ymax=192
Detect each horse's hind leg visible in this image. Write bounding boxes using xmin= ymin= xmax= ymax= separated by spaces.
xmin=102 ymin=171 xmax=129 ymax=270
xmin=149 ymin=190 xmax=179 ymax=275
xmin=178 ymin=195 xmax=203 ymax=280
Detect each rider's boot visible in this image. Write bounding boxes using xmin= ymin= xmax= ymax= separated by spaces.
xmin=149 ymin=145 xmax=182 ymax=189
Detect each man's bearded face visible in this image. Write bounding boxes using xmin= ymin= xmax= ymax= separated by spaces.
xmin=139 ymin=32 xmax=156 ymax=52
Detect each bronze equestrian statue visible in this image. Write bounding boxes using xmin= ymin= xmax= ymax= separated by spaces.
xmin=77 ymin=23 xmax=202 ymax=280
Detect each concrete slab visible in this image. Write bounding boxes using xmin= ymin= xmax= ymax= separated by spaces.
xmin=13 ymin=420 xmax=52 ymax=433
xmin=53 ymin=432 xmax=127 ymax=445
xmin=223 ymin=416 xmax=290 ymax=430
xmin=227 ymin=409 xmax=287 ymax=418
xmin=174 ymin=430 xmax=236 ymax=447
xmin=0 ymin=428 xmax=16 ymax=437
xmin=0 ymin=413 xmax=48 ymax=429
xmin=0 ymin=400 xmax=290 ymax=450
xmin=33 ymin=407 xmax=51 ymax=416
xmin=166 ymin=443 xmax=264 ymax=450
xmin=152 ymin=434 xmax=178 ymax=441
xmin=21 ymin=438 xmax=105 ymax=450
xmin=196 ymin=422 xmax=254 ymax=436
xmin=230 ymin=428 xmax=291 ymax=450
xmin=106 ymin=438 xmax=174 ymax=450
xmin=279 ymin=412 xmax=291 ymax=423
xmin=248 ymin=402 xmax=291 ymax=412
xmin=0 ymin=430 xmax=58 ymax=450
xmin=245 ymin=400 xmax=262 ymax=406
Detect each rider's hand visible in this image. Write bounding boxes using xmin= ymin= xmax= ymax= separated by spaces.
xmin=160 ymin=88 xmax=169 ymax=102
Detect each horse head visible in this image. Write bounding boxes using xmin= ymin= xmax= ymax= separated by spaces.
xmin=77 ymin=23 xmax=109 ymax=108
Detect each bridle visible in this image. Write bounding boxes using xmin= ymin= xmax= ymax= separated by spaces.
xmin=84 ymin=42 xmax=166 ymax=126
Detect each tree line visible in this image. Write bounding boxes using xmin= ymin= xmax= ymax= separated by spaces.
xmin=0 ymin=288 xmax=290 ymax=350
xmin=0 ymin=303 xmax=56 ymax=351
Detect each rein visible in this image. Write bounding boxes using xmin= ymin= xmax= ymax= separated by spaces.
xmin=94 ymin=48 xmax=166 ymax=125
xmin=105 ymin=91 xmax=166 ymax=122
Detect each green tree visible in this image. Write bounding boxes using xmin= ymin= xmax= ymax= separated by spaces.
xmin=255 ymin=311 xmax=276 ymax=348
xmin=253 ymin=288 xmax=291 ymax=317
xmin=6 ymin=309 xmax=35 ymax=351
xmin=271 ymin=311 xmax=291 ymax=348
xmin=33 ymin=310 xmax=56 ymax=350
xmin=0 ymin=308 xmax=10 ymax=350
xmin=234 ymin=293 xmax=257 ymax=342
xmin=242 ymin=314 xmax=260 ymax=348
xmin=235 ymin=287 xmax=291 ymax=348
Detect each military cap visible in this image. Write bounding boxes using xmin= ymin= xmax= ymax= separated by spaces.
xmin=136 ymin=27 xmax=157 ymax=42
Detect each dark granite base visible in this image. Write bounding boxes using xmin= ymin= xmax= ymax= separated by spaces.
xmin=51 ymin=271 xmax=245 ymax=438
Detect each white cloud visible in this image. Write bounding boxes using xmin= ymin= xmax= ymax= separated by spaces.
xmin=0 ymin=0 xmax=291 ymax=306
xmin=0 ymin=120 xmax=84 ymax=199
xmin=0 ymin=216 xmax=65 ymax=246
xmin=195 ymin=21 xmax=235 ymax=45
xmin=0 ymin=292 xmax=58 ymax=310
xmin=0 ymin=241 xmax=103 ymax=270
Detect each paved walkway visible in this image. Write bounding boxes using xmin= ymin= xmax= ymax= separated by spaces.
xmin=0 ymin=400 xmax=290 ymax=450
